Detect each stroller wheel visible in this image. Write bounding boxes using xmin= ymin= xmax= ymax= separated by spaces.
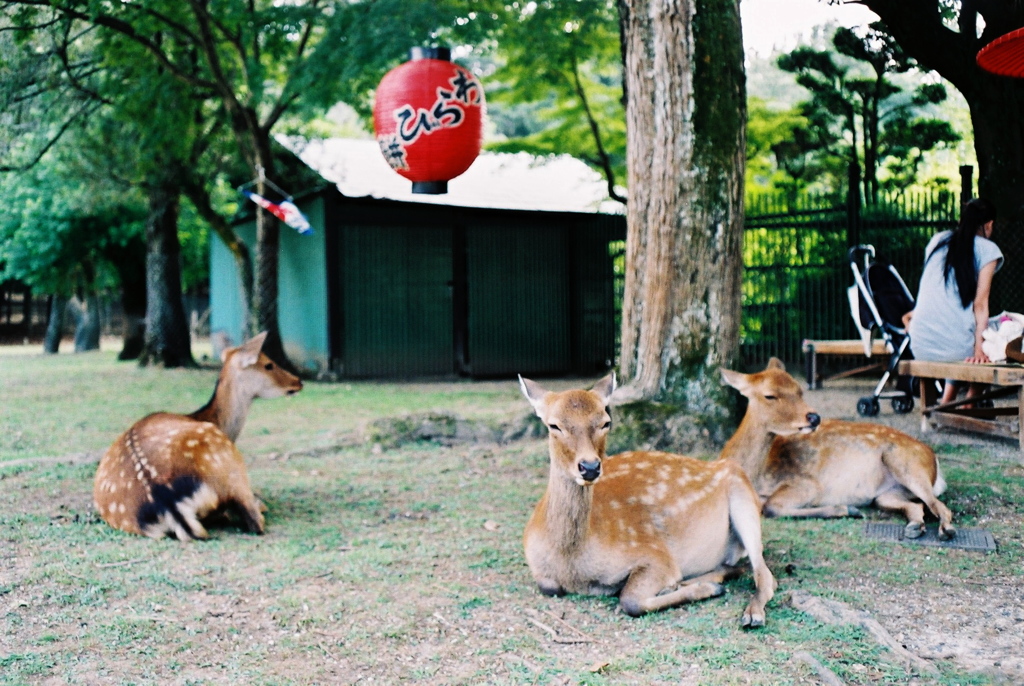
xmin=891 ymin=395 xmax=914 ymax=414
xmin=857 ymin=396 xmax=880 ymax=417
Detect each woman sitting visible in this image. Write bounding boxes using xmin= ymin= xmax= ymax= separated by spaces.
xmin=905 ymin=197 xmax=1004 ymax=405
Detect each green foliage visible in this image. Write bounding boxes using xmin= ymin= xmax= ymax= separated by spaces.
xmin=770 ymin=22 xmax=960 ymax=201
xmin=880 ymin=116 xmax=960 ymax=195
xmin=484 ymin=0 xmax=625 ymax=195
xmin=748 ymin=99 xmax=809 ymax=191
xmin=0 ymin=153 xmax=146 ymax=296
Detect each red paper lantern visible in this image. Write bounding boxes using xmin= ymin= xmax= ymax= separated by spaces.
xmin=373 ymin=47 xmax=485 ymax=194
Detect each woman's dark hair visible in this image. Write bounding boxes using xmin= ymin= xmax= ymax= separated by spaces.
xmin=937 ymin=197 xmax=996 ymax=308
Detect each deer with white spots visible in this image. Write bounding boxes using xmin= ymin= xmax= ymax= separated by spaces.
xmin=721 ymin=358 xmax=955 ymax=540
xmin=93 ymin=332 xmax=302 ymax=540
xmin=519 ymin=374 xmax=776 ymax=626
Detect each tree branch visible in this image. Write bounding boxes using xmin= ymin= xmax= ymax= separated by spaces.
xmin=4 ymin=0 xmax=218 ymax=91
xmin=853 ymin=0 xmax=983 ymax=93
xmin=55 ymin=22 xmax=112 ymax=106
xmin=570 ymin=52 xmax=626 ymax=204
xmin=0 ymin=100 xmax=98 ymax=172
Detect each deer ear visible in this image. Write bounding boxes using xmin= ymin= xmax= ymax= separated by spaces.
xmin=518 ymin=375 xmax=549 ymax=417
xmin=720 ymin=368 xmax=750 ymax=393
xmin=591 ymin=373 xmax=616 ymax=405
xmin=235 ymin=332 xmax=268 ymax=368
xmin=766 ymin=357 xmax=786 ymax=371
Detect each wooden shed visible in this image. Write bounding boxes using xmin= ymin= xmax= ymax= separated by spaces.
xmin=210 ymin=140 xmax=625 ymax=379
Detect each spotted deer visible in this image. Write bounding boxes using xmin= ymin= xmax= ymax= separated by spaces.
xmin=93 ymin=332 xmax=302 ymax=540
xmin=721 ymin=358 xmax=955 ymax=540
xmin=519 ymin=374 xmax=776 ymax=626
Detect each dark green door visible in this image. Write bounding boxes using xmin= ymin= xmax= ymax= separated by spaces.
xmin=341 ymin=224 xmax=453 ymax=376
xmin=466 ymin=225 xmax=570 ymax=376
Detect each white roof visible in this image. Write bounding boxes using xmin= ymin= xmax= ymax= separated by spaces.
xmin=279 ymin=136 xmax=623 ymax=215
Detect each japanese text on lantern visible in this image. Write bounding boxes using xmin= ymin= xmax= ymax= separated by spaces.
xmin=378 ymin=70 xmax=482 ymax=172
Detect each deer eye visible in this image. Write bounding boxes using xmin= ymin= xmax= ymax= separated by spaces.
xmin=264 ymin=363 xmax=274 ymax=370
xmin=601 ymin=421 xmax=611 ymax=430
xmin=764 ymin=395 xmax=777 ymax=401
xmin=547 ymin=424 xmax=561 ymax=433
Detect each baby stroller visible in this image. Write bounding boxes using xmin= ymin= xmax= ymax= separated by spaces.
xmin=847 ymin=245 xmax=916 ymax=416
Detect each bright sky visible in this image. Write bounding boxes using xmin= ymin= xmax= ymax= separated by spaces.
xmin=741 ymin=0 xmax=880 ymax=56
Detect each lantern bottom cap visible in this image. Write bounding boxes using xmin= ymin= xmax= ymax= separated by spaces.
xmin=412 ymin=180 xmax=448 ymax=194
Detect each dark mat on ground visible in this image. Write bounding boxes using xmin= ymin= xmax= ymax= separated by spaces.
xmin=863 ymin=522 xmax=997 ymax=552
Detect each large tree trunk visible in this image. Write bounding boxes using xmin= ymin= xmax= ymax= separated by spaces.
xmin=615 ymin=0 xmax=746 ymax=452
xmin=861 ymin=1 xmax=1024 ymax=313
xmin=138 ymin=179 xmax=195 ymax=368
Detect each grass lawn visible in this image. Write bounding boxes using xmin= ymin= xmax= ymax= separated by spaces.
xmin=1 ymin=348 xmax=1022 ymax=684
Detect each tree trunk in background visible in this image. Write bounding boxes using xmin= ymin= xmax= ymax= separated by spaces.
xmin=248 ymin=134 xmax=298 ymax=374
xmin=138 ymin=179 xmax=195 ymax=368
xmin=182 ymin=177 xmax=254 ymax=338
xmin=251 ymin=188 xmax=286 ymax=365
xmin=43 ymin=295 xmax=67 ymax=354
xmin=117 ymin=260 xmax=147 ymax=361
xmin=72 ymin=294 xmax=102 ymax=352
xmin=107 ymin=239 xmax=147 ymax=360
xmin=615 ymin=0 xmax=745 ymax=452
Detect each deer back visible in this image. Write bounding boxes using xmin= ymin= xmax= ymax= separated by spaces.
xmin=93 ymin=332 xmax=300 ymax=540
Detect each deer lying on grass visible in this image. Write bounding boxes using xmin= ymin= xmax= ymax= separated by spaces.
xmin=93 ymin=332 xmax=302 ymax=540
xmin=519 ymin=374 xmax=776 ymax=626
xmin=721 ymin=358 xmax=955 ymax=540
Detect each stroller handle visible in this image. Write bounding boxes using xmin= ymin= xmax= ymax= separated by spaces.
xmin=848 ymin=244 xmax=875 ymax=263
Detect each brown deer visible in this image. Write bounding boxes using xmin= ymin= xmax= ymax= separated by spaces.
xmin=519 ymin=374 xmax=776 ymax=626
xmin=720 ymin=358 xmax=955 ymax=540
xmin=93 ymin=332 xmax=302 ymax=540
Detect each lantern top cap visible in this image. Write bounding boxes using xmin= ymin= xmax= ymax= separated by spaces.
xmin=410 ymin=46 xmax=451 ymax=62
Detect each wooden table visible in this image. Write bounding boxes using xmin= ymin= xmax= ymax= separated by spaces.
xmin=897 ymin=360 xmax=1024 ymax=449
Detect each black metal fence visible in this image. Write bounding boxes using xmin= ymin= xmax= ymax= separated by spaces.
xmin=742 ymin=190 xmax=963 ymax=368
xmin=607 ymin=185 xmax=1024 ymax=371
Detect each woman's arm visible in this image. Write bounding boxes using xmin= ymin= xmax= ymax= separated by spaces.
xmin=966 ymin=259 xmax=999 ymax=363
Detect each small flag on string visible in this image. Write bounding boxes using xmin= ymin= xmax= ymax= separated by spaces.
xmin=242 ymin=189 xmax=313 ymax=235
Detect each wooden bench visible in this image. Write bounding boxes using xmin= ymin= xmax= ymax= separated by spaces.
xmin=802 ymin=339 xmax=889 ymax=389
xmin=897 ymin=359 xmax=1024 ymax=451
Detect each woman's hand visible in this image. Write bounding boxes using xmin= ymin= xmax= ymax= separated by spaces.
xmin=965 ymin=351 xmax=991 ymax=364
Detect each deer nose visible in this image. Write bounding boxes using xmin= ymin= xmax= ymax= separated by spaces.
xmin=807 ymin=412 xmax=821 ymax=428
xmin=578 ymin=460 xmax=601 ymax=482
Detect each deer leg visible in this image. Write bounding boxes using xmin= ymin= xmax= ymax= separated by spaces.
xmin=230 ymin=495 xmax=266 ymax=534
xmin=619 ymin=564 xmax=724 ymax=617
xmin=219 ymin=462 xmax=266 ymax=534
xmin=879 ymin=454 xmax=956 ymax=540
xmin=681 ymin=565 xmax=744 ymax=586
xmin=762 ymin=482 xmax=862 ymax=519
xmin=727 ymin=475 xmax=776 ymax=628
xmin=873 ymin=490 xmax=929 ymax=539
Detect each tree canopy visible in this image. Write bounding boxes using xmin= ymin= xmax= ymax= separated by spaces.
xmin=772 ymin=22 xmax=959 ymax=202
xmin=853 ymin=2 xmax=1024 ymax=217
xmin=485 ymin=0 xmax=625 ymax=203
